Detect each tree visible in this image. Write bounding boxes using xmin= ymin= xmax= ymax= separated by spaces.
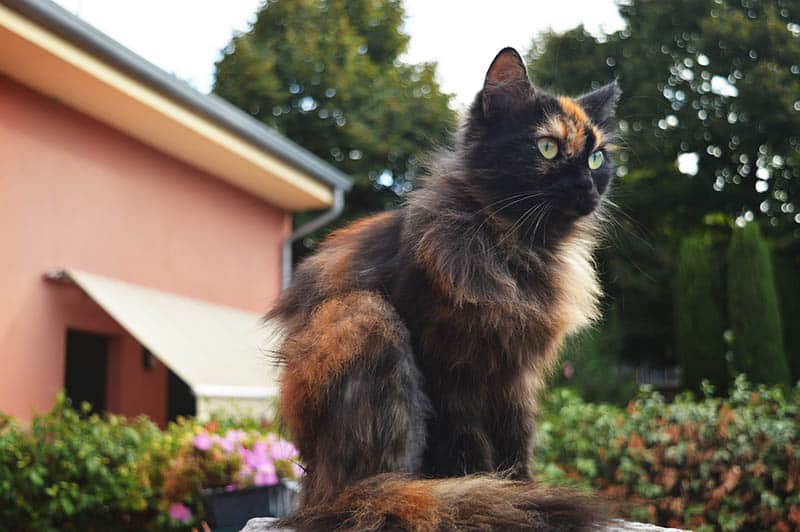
xmin=673 ymin=235 xmax=728 ymax=393
xmin=727 ymin=223 xmax=790 ymax=387
xmin=772 ymin=253 xmax=800 ymax=384
xmin=213 ymin=0 xmax=456 ymax=240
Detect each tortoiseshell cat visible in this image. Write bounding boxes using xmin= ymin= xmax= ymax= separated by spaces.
xmin=268 ymin=48 xmax=620 ymax=531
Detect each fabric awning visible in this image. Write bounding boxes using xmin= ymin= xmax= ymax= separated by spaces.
xmin=55 ymin=269 xmax=281 ymax=400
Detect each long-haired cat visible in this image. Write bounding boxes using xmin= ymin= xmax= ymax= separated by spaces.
xmin=268 ymin=47 xmax=620 ymax=531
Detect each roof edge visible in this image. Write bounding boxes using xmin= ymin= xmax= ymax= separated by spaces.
xmin=3 ymin=0 xmax=352 ymax=192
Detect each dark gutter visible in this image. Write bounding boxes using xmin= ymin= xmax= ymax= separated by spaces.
xmin=2 ymin=0 xmax=352 ymax=192
xmin=282 ymin=188 xmax=344 ymax=289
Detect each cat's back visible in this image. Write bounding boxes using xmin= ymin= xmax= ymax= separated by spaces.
xmin=268 ymin=210 xmax=406 ymax=327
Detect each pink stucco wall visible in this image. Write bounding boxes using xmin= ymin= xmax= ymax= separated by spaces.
xmin=0 ymin=74 xmax=291 ymax=423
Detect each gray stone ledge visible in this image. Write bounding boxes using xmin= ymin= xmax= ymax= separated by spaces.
xmin=240 ymin=517 xmax=688 ymax=531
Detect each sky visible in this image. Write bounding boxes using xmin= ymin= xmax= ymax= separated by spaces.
xmin=53 ymin=0 xmax=624 ymax=108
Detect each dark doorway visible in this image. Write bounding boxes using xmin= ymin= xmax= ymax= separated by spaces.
xmin=167 ymin=369 xmax=196 ymax=421
xmin=64 ymin=330 xmax=109 ymax=414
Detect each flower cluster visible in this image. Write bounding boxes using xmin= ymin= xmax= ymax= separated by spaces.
xmin=164 ymin=428 xmax=303 ymax=524
xmin=192 ymin=430 xmax=304 ymax=488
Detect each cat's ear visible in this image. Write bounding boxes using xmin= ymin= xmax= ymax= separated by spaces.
xmin=482 ymin=47 xmax=533 ymax=118
xmin=577 ymin=80 xmax=621 ymax=123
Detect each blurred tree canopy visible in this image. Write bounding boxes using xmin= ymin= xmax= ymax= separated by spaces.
xmin=528 ymin=0 xmax=800 ymax=371
xmin=213 ymin=0 xmax=456 ymax=238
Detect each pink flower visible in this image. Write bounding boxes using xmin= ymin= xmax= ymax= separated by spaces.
xmin=241 ymin=448 xmax=260 ymax=469
xmin=215 ymin=435 xmax=234 ymax=453
xmin=193 ymin=433 xmax=213 ymax=451
xmin=225 ymin=430 xmax=246 ymax=444
xmin=253 ymin=460 xmax=278 ymax=486
xmin=252 ymin=440 xmax=269 ymax=457
xmin=271 ymin=440 xmax=298 ymax=461
xmin=562 ymin=361 xmax=574 ymax=380
xmin=168 ymin=502 xmax=192 ymax=522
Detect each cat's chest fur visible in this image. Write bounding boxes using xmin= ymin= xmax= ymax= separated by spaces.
xmin=411 ymin=227 xmax=601 ymax=375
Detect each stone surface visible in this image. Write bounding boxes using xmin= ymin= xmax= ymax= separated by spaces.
xmin=240 ymin=517 xmax=687 ymax=531
xmin=600 ymin=520 xmax=687 ymax=531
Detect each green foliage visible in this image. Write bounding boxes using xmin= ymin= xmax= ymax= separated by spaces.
xmin=534 ymin=376 xmax=800 ymax=531
xmin=4 ymin=384 xmax=800 ymax=530
xmin=774 ymin=252 xmax=800 ymax=383
xmin=0 ymin=395 xmax=167 ymax=531
xmin=556 ymin=306 xmax=638 ymax=405
xmin=213 ymin=0 xmax=456 ymax=232
xmin=673 ymin=235 xmax=728 ymax=393
xmin=727 ymin=223 xmax=790 ymax=387
xmin=0 ymin=397 xmax=296 ymax=531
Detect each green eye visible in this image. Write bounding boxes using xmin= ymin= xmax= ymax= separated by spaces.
xmin=588 ymin=151 xmax=604 ymax=170
xmin=537 ymin=137 xmax=559 ymax=159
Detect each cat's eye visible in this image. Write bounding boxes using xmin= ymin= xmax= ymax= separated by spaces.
xmin=588 ymin=151 xmax=604 ymax=170
xmin=537 ymin=137 xmax=559 ymax=160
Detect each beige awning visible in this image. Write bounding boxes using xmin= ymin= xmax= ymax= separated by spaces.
xmin=53 ymin=269 xmax=281 ymax=401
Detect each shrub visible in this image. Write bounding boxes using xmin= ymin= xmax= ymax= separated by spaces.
xmin=726 ymin=223 xmax=790 ymax=387
xmin=4 ymin=382 xmax=799 ymax=531
xmin=0 ymin=396 xmax=166 ymax=531
xmin=773 ymin=252 xmax=800 ymax=384
xmin=673 ymin=235 xmax=728 ymax=393
xmin=0 ymin=396 xmax=299 ymax=531
xmin=534 ymin=376 xmax=800 ymax=531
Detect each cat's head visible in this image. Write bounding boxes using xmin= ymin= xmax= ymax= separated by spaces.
xmin=463 ymin=47 xmax=620 ymax=238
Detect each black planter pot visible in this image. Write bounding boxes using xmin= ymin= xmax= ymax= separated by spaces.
xmin=202 ymin=481 xmax=299 ymax=531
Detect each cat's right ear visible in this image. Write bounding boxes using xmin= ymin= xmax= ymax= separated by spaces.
xmin=481 ymin=47 xmax=533 ymax=118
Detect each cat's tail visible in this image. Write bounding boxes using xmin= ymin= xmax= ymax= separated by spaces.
xmin=276 ymin=473 xmax=606 ymax=531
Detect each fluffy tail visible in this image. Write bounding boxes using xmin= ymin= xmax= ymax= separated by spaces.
xmin=277 ymin=473 xmax=605 ymax=531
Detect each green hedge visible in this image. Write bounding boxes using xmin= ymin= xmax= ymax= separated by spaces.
xmin=0 ymin=399 xmax=172 ymax=531
xmin=774 ymin=252 xmax=800 ymax=383
xmin=3 ymin=381 xmax=799 ymax=531
xmin=727 ymin=223 xmax=791 ymax=387
xmin=673 ymin=235 xmax=728 ymax=393
xmin=533 ymin=376 xmax=800 ymax=531
xmin=0 ymin=397 xmax=294 ymax=531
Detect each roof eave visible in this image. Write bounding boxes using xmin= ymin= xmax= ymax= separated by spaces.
xmin=1 ymin=0 xmax=351 ymax=201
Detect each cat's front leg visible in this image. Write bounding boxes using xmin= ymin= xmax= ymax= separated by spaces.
xmin=488 ymin=397 xmax=536 ymax=480
xmin=422 ymin=378 xmax=495 ymax=477
xmin=487 ymin=372 xmax=538 ymax=480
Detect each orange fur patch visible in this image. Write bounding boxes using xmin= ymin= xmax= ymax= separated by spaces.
xmin=557 ymin=96 xmax=605 ymax=154
xmin=310 ymin=212 xmax=395 ymax=293
xmin=558 ymin=96 xmax=589 ymax=123
xmin=279 ymin=291 xmax=403 ymax=436
xmin=382 ymin=481 xmax=441 ymax=528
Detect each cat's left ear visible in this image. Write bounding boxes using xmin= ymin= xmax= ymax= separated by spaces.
xmin=482 ymin=47 xmax=533 ymax=118
xmin=577 ymin=80 xmax=621 ymax=123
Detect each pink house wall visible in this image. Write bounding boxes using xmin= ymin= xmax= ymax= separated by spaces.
xmin=0 ymin=74 xmax=292 ymax=423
